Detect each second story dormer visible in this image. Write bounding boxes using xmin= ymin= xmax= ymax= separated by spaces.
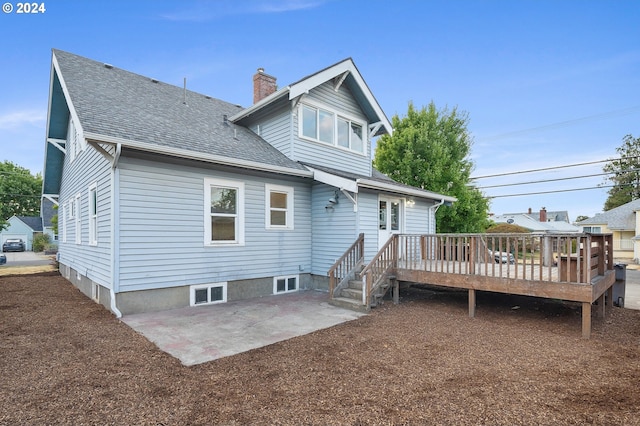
xmin=231 ymin=59 xmax=392 ymax=177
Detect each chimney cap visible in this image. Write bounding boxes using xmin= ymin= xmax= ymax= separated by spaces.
xmin=257 ymin=67 xmax=265 ymax=73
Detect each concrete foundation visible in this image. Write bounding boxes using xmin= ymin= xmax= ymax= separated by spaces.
xmin=59 ymin=262 xmax=328 ymax=315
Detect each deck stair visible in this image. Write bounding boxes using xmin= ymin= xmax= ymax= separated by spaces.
xmin=328 ymin=233 xmax=398 ymax=312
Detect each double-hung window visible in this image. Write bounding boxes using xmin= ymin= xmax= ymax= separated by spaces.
xmin=204 ymin=178 xmax=244 ymax=245
xmin=265 ymin=184 xmax=294 ymax=230
xmin=300 ymin=103 xmax=365 ymax=154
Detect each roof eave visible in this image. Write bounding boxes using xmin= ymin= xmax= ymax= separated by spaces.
xmin=84 ymin=132 xmax=313 ymax=178
xmin=229 ymin=87 xmax=291 ymax=122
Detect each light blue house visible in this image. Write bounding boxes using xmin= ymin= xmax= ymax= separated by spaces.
xmin=1 ymin=215 xmax=43 ymax=251
xmin=42 ymin=50 xmax=455 ymax=316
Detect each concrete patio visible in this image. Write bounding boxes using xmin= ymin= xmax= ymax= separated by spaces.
xmin=121 ymin=290 xmax=364 ymax=366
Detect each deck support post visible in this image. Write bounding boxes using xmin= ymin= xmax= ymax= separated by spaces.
xmin=582 ymin=302 xmax=591 ymax=339
xmin=468 ymin=289 xmax=476 ymax=318
xmin=596 ymin=293 xmax=606 ymax=318
xmin=606 ymin=287 xmax=614 ymax=309
xmin=392 ymin=280 xmax=399 ymax=304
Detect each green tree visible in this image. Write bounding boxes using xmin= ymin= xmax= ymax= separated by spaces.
xmin=603 ymin=134 xmax=640 ymax=211
xmin=0 ymin=161 xmax=42 ymax=230
xmin=574 ymin=215 xmax=589 ymax=223
xmin=374 ymin=102 xmax=490 ymax=233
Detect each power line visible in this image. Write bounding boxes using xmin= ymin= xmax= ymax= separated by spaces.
xmin=478 ymin=105 xmax=640 ymax=142
xmin=475 ymin=168 xmax=640 ymax=189
xmin=487 ymin=184 xmax=615 ymax=199
xmin=471 ymin=156 xmax=640 ymax=180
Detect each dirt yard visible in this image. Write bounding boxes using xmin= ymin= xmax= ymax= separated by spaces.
xmin=1 ymin=273 xmax=639 ymax=425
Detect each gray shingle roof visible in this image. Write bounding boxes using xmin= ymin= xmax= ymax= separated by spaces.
xmin=17 ymin=216 xmax=43 ymax=232
xmin=53 ymin=49 xmax=306 ymax=173
xmin=576 ymin=198 xmax=640 ymax=230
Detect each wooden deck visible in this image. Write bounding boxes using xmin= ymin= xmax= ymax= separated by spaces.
xmin=357 ymin=233 xmax=616 ymax=338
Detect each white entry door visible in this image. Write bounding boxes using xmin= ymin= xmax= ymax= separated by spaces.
xmin=378 ymin=196 xmax=403 ymax=249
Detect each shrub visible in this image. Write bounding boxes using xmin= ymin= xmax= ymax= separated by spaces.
xmin=32 ymin=233 xmax=51 ymax=252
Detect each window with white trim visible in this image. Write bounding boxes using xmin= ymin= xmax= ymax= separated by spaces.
xmin=265 ymin=184 xmax=294 ymax=230
xmin=583 ymin=226 xmax=601 ymax=233
xmin=88 ymin=183 xmax=97 ymax=245
xmin=74 ymin=194 xmax=81 ymax=244
xmin=190 ymin=282 xmax=227 ymax=306
xmin=67 ymin=117 xmax=82 ymax=162
xmin=204 ymin=178 xmax=244 ymax=245
xmin=299 ymin=103 xmax=366 ymax=154
xmin=273 ymin=275 xmax=298 ymax=294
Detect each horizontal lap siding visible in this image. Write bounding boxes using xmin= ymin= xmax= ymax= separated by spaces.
xmin=254 ymin=109 xmax=291 ymax=156
xmin=405 ymin=200 xmax=434 ymax=235
xmin=293 ymin=82 xmax=371 ymax=175
xmin=310 ymin=183 xmax=359 ymax=275
xmin=58 ymin=142 xmax=112 ymax=287
xmin=356 ymin=191 xmax=380 ymax=263
xmin=117 ymin=157 xmax=311 ymax=292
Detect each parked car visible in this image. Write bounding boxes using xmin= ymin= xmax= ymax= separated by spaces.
xmin=0 ymin=253 xmax=6 ymax=265
xmin=2 ymin=239 xmax=25 ymax=252
xmin=490 ymin=250 xmax=515 ymax=264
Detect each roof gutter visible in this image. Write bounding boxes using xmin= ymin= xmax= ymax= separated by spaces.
xmin=356 ymin=178 xmax=457 ymax=203
xmin=84 ymin=132 xmax=313 ymax=178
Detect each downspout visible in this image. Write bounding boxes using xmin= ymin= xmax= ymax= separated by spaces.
xmin=110 ymin=143 xmax=122 ymax=318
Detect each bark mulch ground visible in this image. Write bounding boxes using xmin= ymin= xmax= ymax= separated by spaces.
xmin=1 ymin=273 xmax=639 ymax=425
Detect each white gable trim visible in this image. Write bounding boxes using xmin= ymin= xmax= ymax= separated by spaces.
xmin=51 ymin=52 xmax=86 ymax=150
xmin=288 ymin=59 xmax=392 ymax=136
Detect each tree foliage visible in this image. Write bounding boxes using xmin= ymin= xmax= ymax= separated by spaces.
xmin=373 ymin=102 xmax=490 ymax=233
xmin=0 ymin=161 xmax=42 ymax=230
xmin=603 ymin=134 xmax=640 ymax=211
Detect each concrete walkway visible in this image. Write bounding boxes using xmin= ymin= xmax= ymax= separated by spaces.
xmin=122 ymin=290 xmax=364 ymax=366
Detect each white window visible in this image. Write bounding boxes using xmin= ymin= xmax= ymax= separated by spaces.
xmin=74 ymin=194 xmax=81 ymax=244
xmin=273 ymin=275 xmax=298 ymax=294
xmin=299 ymin=103 xmax=366 ymax=154
xmin=67 ymin=116 xmax=86 ymax=163
xmin=337 ymin=117 xmax=363 ymax=152
xmin=190 ymin=283 xmax=227 ymax=306
xmin=204 ymin=178 xmax=244 ymax=245
xmin=88 ymin=183 xmax=97 ymax=245
xmin=583 ymin=226 xmax=601 ymax=233
xmin=265 ymin=184 xmax=294 ymax=230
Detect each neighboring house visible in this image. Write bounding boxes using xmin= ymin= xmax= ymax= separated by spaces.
xmin=576 ymin=199 xmax=640 ymax=262
xmin=492 ymin=208 xmax=580 ymax=234
xmin=42 ymin=49 xmax=455 ymax=316
xmin=1 ymin=215 xmax=43 ymax=251
xmin=41 ymin=197 xmax=58 ymax=246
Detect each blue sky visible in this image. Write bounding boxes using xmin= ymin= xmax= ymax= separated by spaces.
xmin=1 ymin=0 xmax=638 ymax=220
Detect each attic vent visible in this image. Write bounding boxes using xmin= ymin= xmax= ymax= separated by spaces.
xmin=205 ymin=95 xmax=212 ymax=99
xmin=104 ymin=63 xmax=113 ymax=69
xmin=151 ymin=78 xmax=159 ymax=83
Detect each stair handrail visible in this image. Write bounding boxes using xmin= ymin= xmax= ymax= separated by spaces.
xmin=360 ymin=234 xmax=398 ymax=306
xmin=328 ymin=233 xmax=365 ymax=298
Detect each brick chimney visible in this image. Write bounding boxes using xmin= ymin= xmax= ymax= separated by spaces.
xmin=528 ymin=207 xmax=532 ymax=214
xmin=253 ymin=68 xmax=277 ymax=104
xmin=540 ymin=207 xmax=547 ymax=222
